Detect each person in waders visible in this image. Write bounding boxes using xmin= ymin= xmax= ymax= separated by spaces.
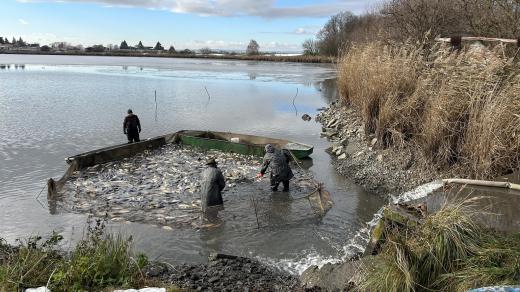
xmin=257 ymin=144 xmax=294 ymax=192
xmin=123 ymin=109 xmax=141 ymax=143
xmin=201 ymin=158 xmax=226 ymax=212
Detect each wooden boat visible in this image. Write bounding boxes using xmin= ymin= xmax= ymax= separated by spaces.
xmin=64 ymin=130 xmax=312 ymax=171
xmin=51 ymin=130 xmax=313 ymax=197
xmin=176 ymin=130 xmax=313 ymax=159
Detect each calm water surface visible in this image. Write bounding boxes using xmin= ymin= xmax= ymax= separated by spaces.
xmin=0 ymin=55 xmax=384 ymax=274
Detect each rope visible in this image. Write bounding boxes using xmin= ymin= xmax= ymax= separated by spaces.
xmin=286 ymin=149 xmax=321 ymax=190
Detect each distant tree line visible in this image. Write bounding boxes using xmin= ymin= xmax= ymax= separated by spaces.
xmin=1 ymin=35 xmax=264 ymax=56
xmin=304 ymin=0 xmax=520 ymax=56
xmin=0 ymin=36 xmax=29 ymax=47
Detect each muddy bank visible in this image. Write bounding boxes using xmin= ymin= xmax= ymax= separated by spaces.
xmin=147 ymin=253 xmax=304 ymax=291
xmin=316 ymin=102 xmax=444 ymax=197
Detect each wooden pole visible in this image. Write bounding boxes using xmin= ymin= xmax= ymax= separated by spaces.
xmin=250 ymin=195 xmax=260 ymax=229
xmin=450 ymin=36 xmax=462 ymax=50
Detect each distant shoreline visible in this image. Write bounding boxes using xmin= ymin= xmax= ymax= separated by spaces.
xmin=0 ymin=50 xmax=335 ymax=64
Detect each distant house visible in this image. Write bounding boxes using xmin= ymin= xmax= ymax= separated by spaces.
xmin=0 ymin=44 xmax=14 ymax=51
xmin=118 ymin=46 xmax=137 ymax=51
xmin=16 ymin=43 xmax=40 ymax=51
xmin=85 ymin=45 xmax=106 ymax=52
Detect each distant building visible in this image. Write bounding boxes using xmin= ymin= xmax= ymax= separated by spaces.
xmin=15 ymin=43 xmax=40 ymax=51
xmin=0 ymin=44 xmax=13 ymax=51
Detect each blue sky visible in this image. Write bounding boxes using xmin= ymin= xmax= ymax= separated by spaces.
xmin=2 ymin=0 xmax=380 ymax=52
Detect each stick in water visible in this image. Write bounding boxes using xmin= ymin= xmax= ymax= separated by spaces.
xmin=292 ymin=88 xmax=299 ymax=116
xmin=154 ymin=90 xmax=158 ymax=122
xmin=250 ymin=195 xmax=260 ymax=229
xmin=204 ymin=86 xmax=211 ymax=108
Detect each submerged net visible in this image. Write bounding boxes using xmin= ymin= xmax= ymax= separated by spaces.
xmin=54 ymin=144 xmax=330 ymax=229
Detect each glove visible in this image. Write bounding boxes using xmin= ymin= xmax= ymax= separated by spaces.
xmin=256 ymin=173 xmax=263 ymax=178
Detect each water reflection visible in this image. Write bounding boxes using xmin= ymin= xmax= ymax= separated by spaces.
xmin=0 ymin=57 xmax=385 ymax=274
xmin=315 ymin=78 xmax=338 ymax=102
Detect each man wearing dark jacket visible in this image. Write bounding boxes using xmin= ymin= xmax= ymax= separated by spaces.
xmin=201 ymin=158 xmax=226 ymax=211
xmin=257 ymin=144 xmax=294 ymax=192
xmin=123 ymin=109 xmax=141 ymax=143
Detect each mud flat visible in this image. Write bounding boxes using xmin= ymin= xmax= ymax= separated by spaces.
xmin=316 ymin=102 xmax=445 ymax=197
xmin=56 ymin=144 xmax=320 ymax=228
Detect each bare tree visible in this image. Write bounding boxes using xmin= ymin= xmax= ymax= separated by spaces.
xmin=460 ymin=0 xmax=520 ymax=38
xmin=302 ymin=39 xmax=319 ymax=55
xmin=246 ymin=39 xmax=260 ymax=55
xmin=315 ymin=12 xmax=379 ymax=56
xmin=199 ymin=47 xmax=212 ymax=54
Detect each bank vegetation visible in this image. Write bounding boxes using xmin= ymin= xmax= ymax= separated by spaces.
xmin=309 ymin=0 xmax=520 ymax=179
xmin=0 ymin=219 xmax=178 ymax=292
xmin=359 ymin=200 xmax=520 ymax=291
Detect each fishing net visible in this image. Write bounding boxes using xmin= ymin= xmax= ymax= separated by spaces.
xmin=307 ymin=187 xmax=333 ymax=216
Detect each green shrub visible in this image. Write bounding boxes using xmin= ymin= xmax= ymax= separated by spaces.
xmin=1 ymin=219 xmax=153 ymax=292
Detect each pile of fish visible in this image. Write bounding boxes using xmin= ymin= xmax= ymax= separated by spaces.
xmin=58 ymin=144 xmax=318 ymax=229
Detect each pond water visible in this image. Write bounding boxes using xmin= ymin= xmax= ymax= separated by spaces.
xmin=0 ymin=55 xmax=384 ymax=274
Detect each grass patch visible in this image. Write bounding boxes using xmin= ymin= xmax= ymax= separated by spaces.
xmin=0 ymin=218 xmax=169 ymax=292
xmin=358 ymin=201 xmax=520 ymax=292
xmin=337 ymin=41 xmax=520 ymax=178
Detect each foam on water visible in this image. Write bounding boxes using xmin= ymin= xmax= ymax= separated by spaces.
xmin=256 ymin=250 xmax=342 ymax=275
xmin=391 ymin=180 xmax=444 ymax=204
xmin=270 ymin=180 xmax=444 ymax=275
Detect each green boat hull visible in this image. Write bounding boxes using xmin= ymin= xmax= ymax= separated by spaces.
xmin=177 ymin=130 xmax=313 ymax=159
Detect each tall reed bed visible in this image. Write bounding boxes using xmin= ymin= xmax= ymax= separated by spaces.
xmin=338 ymin=42 xmax=520 ymax=178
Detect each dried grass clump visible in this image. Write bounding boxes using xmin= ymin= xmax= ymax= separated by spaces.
xmin=337 ymin=41 xmax=520 ymax=178
xmin=358 ymin=200 xmax=520 ymax=292
xmin=337 ymin=42 xmax=424 ymax=146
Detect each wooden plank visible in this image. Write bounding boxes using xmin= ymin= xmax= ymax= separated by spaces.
xmin=437 ymin=36 xmax=519 ymax=44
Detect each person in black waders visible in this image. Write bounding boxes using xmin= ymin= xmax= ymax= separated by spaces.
xmin=123 ymin=109 xmax=141 ymax=143
xmin=257 ymin=144 xmax=294 ymax=192
xmin=201 ymin=158 xmax=226 ymax=212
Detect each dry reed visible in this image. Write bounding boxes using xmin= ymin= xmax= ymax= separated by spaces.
xmin=338 ymin=41 xmax=520 ymax=178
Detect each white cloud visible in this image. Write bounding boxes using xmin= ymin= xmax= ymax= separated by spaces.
xmin=18 ymin=18 xmax=29 ymax=25
xmin=261 ymin=26 xmax=320 ymax=36
xmin=17 ymin=0 xmax=381 ymax=17
xmin=292 ymin=26 xmax=320 ymax=35
xmin=174 ymin=39 xmax=300 ymax=51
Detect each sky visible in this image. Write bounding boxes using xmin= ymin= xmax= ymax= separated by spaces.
xmin=1 ymin=0 xmax=381 ymax=52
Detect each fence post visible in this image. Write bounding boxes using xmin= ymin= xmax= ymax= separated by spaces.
xmin=450 ymin=36 xmax=462 ymax=50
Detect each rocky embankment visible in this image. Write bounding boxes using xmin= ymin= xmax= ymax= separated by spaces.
xmin=147 ymin=253 xmax=304 ymax=291
xmin=316 ymin=102 xmax=442 ymax=197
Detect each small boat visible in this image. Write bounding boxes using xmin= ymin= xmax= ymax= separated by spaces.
xmin=50 ymin=130 xmax=313 ymax=197
xmin=64 ymin=130 xmax=312 ymax=171
xmin=176 ymin=130 xmax=313 ymax=159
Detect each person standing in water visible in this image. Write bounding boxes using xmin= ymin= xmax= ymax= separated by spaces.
xmin=257 ymin=144 xmax=294 ymax=192
xmin=201 ymin=158 xmax=226 ymax=212
xmin=123 ymin=109 xmax=141 ymax=143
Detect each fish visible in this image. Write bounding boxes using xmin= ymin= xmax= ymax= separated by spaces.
xmin=59 ymin=144 xmax=319 ymax=228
